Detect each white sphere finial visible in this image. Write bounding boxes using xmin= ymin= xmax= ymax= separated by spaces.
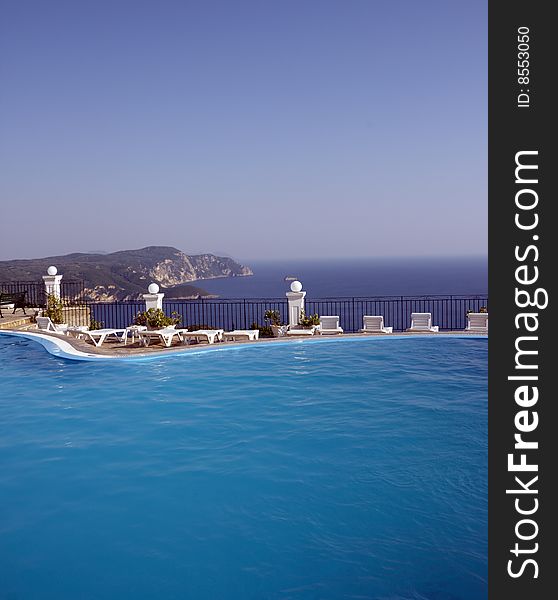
xmin=47 ymin=265 xmax=58 ymax=276
xmin=148 ymin=282 xmax=160 ymax=294
xmin=290 ymin=280 xmax=302 ymax=292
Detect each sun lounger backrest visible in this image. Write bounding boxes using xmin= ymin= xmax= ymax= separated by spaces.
xmin=363 ymin=316 xmax=383 ymax=331
xmin=36 ymin=316 xmax=55 ymax=331
xmin=410 ymin=313 xmax=432 ymax=329
xmin=467 ymin=313 xmax=488 ymax=329
xmin=320 ymin=316 xmax=339 ymax=330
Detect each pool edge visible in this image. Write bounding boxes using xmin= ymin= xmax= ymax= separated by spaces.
xmin=0 ymin=330 xmax=488 ymax=363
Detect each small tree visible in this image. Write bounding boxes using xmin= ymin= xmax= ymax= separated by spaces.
xmin=45 ymin=294 xmax=64 ymax=324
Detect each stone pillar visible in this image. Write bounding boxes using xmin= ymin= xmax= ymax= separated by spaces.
xmin=42 ymin=265 xmax=63 ymax=298
xmin=143 ymin=282 xmax=164 ymax=311
xmin=286 ymin=280 xmax=306 ymax=327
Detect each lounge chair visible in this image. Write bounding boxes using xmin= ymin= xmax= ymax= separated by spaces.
xmin=359 ymin=315 xmax=393 ymax=334
xmin=180 ymin=329 xmax=224 ymax=345
xmin=66 ymin=325 xmax=90 ymax=337
xmin=285 ymin=326 xmax=317 ymax=336
xmin=122 ymin=325 xmax=148 ymax=345
xmin=466 ymin=312 xmax=488 ymax=333
xmin=222 ymin=330 xmax=260 ymax=342
xmin=73 ymin=328 xmax=126 ymax=347
xmin=317 ymin=316 xmax=343 ymax=335
xmin=139 ymin=327 xmax=183 ymax=348
xmin=406 ymin=312 xmax=439 ymax=332
xmin=36 ymin=316 xmax=69 ymax=334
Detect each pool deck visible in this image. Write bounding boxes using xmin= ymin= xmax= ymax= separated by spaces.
xmin=0 ymin=324 xmax=487 ymax=361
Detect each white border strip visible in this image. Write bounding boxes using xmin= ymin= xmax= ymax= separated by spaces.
xmin=1 ymin=331 xmax=115 ymax=361
xmin=0 ymin=330 xmax=487 ymax=363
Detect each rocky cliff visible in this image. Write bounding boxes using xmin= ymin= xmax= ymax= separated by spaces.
xmin=0 ymin=246 xmax=252 ymax=301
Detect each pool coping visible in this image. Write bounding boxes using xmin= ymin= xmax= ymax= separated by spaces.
xmin=0 ymin=329 xmax=487 ymax=362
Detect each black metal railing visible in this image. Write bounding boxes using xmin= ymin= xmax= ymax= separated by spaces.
xmin=90 ymin=301 xmax=145 ymax=329
xmin=305 ymin=295 xmax=488 ymax=332
xmin=0 ymin=281 xmax=46 ymax=307
xmin=0 ymin=282 xmax=488 ymax=331
xmin=0 ymin=280 xmax=88 ymax=326
xmin=87 ymin=295 xmax=488 ymax=332
xmin=59 ymin=280 xmax=87 ymax=304
xmin=0 ymin=280 xmax=86 ymax=308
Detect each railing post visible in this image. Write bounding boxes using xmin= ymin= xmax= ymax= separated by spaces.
xmin=42 ymin=266 xmax=62 ymax=299
xmin=143 ymin=283 xmax=164 ymax=311
xmin=286 ymin=281 xmax=306 ymax=327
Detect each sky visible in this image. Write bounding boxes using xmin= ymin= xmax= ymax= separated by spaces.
xmin=0 ymin=0 xmax=487 ymax=262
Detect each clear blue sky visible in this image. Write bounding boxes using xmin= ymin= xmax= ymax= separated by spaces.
xmin=0 ymin=0 xmax=487 ymax=261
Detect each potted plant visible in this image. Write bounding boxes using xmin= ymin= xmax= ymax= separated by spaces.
xmin=133 ymin=308 xmax=181 ymax=329
xmin=264 ymin=309 xmax=286 ymax=337
xmin=299 ymin=310 xmax=320 ymax=329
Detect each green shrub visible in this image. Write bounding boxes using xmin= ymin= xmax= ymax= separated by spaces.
xmin=264 ymin=309 xmax=282 ymax=326
xmin=89 ymin=318 xmax=104 ymax=330
xmin=299 ymin=310 xmax=320 ymax=327
xmin=45 ymin=294 xmax=64 ymax=324
xmin=133 ymin=308 xmax=181 ymax=328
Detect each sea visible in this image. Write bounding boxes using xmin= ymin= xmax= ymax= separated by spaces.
xmin=89 ymin=256 xmax=487 ymax=336
xmin=196 ymin=256 xmax=488 ymax=299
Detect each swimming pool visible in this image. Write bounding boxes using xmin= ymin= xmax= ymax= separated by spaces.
xmin=0 ymin=335 xmax=487 ymax=599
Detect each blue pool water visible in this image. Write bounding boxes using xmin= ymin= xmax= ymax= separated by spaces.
xmin=0 ymin=335 xmax=487 ymax=599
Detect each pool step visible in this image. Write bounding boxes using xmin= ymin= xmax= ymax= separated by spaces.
xmin=0 ymin=315 xmax=34 ymax=330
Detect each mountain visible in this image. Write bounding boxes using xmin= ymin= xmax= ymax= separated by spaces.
xmin=0 ymin=246 xmax=253 ymax=301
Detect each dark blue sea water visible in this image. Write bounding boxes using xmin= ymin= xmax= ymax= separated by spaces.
xmin=0 ymin=335 xmax=487 ymax=599
xmin=197 ymin=256 xmax=488 ymax=298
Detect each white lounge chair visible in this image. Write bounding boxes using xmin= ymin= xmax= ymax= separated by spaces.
xmin=74 ymin=328 xmax=126 ymax=347
xmin=286 ymin=326 xmax=317 ymax=336
xmin=359 ymin=315 xmax=393 ymax=334
xmin=317 ymin=316 xmax=343 ymax=335
xmin=466 ymin=312 xmax=488 ymax=333
xmin=406 ymin=312 xmax=439 ymax=332
xmin=36 ymin=316 xmax=68 ymax=334
xmin=222 ymin=330 xmax=260 ymax=342
xmin=180 ymin=329 xmax=224 ymax=345
xmin=66 ymin=325 xmax=90 ymax=337
xmin=139 ymin=327 xmax=183 ymax=348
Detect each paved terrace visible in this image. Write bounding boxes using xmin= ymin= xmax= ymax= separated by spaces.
xmin=0 ymin=322 xmax=486 ymax=359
